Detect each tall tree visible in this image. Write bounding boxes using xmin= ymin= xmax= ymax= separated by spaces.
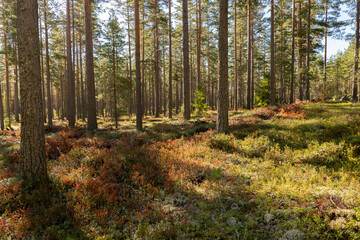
xmin=217 ymin=0 xmax=228 ymax=133
xmin=323 ymin=0 xmax=328 ymax=93
xmin=298 ymin=2 xmax=303 ymax=101
xmin=44 ymin=0 xmax=52 ymax=126
xmin=168 ymin=0 xmax=173 ymax=118
xmin=135 ymin=0 xmax=142 ymax=130
xmin=290 ymin=0 xmax=295 ymax=103
xmin=18 ymin=0 xmax=47 ymax=180
xmin=84 ymin=0 xmax=97 ymax=131
xmin=270 ymin=0 xmax=275 ymax=105
xmin=127 ymin=1 xmax=133 ymax=115
xmin=234 ymin=0 xmax=238 ymax=111
xmin=14 ymin=44 xmax=19 ymax=123
xmin=66 ymin=0 xmax=75 ymax=127
xmin=3 ymin=2 xmax=11 ymax=128
xmin=246 ymin=0 xmax=251 ymax=109
xmin=353 ymin=0 xmax=360 ymax=102
xmin=305 ymin=0 xmax=311 ymax=100
xmin=183 ymin=0 xmax=191 ymax=119
xmin=197 ymin=0 xmax=202 ymax=87
xmin=154 ymin=0 xmax=160 ymax=117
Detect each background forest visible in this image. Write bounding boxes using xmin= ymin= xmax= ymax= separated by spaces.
xmin=0 ymin=0 xmax=357 ymax=129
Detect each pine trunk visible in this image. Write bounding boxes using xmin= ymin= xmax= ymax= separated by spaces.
xmin=84 ymin=0 xmax=97 ymax=130
xmin=246 ymin=0 xmax=251 ymax=110
xmin=183 ymin=0 xmax=190 ymax=119
xmin=135 ymin=0 xmax=142 ymax=130
xmin=217 ymin=0 xmax=228 ymax=133
xmin=66 ymin=0 xmax=76 ymax=127
xmin=44 ymin=0 xmax=52 ymax=126
xmin=168 ymin=0 xmax=173 ymax=118
xmin=305 ymin=0 xmax=311 ymax=100
xmin=290 ymin=0 xmax=295 ymax=103
xmin=270 ymin=0 xmax=275 ymax=105
xmin=353 ymin=0 xmax=360 ymax=102
xmin=18 ymin=0 xmax=47 ymax=180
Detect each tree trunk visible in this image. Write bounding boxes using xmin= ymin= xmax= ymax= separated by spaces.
xmin=80 ymin=35 xmax=86 ymax=121
xmin=3 ymin=4 xmax=10 ymax=128
xmin=18 ymin=0 xmax=47 ymax=180
xmin=290 ymin=0 xmax=295 ymax=103
xmin=84 ymin=0 xmax=97 ymax=131
xmin=183 ymin=0 xmax=190 ymax=119
xmin=127 ymin=2 xmax=133 ymax=115
xmin=270 ymin=0 xmax=275 ymax=105
xmin=305 ymin=0 xmax=311 ymax=100
xmin=168 ymin=0 xmax=173 ymax=118
xmin=298 ymin=2 xmax=303 ymax=101
xmin=353 ymin=0 xmax=360 ymax=102
xmin=44 ymin=0 xmax=52 ymax=126
xmin=323 ymin=0 xmax=328 ymax=96
xmin=135 ymin=0 xmax=142 ymax=130
xmin=251 ymin=16 xmax=254 ymax=108
xmin=14 ymin=50 xmax=19 ymax=123
xmin=76 ymin=34 xmax=81 ymax=120
xmin=196 ymin=0 xmax=201 ymax=88
xmin=142 ymin=4 xmax=146 ymax=116
xmin=234 ymin=0 xmax=238 ymax=111
xmin=113 ymin=35 xmax=118 ymax=128
xmin=39 ymin=6 xmax=46 ymax=123
xmin=207 ymin=13 xmax=211 ymax=107
xmin=217 ymin=0 xmax=228 ymax=133
xmin=154 ymin=0 xmax=160 ymax=117
xmin=163 ymin=45 xmax=167 ymax=116
xmin=246 ymin=0 xmax=251 ymax=110
xmin=66 ymin=0 xmax=76 ymax=127
xmin=60 ymin=59 xmax=64 ymax=120
xmin=239 ymin=29 xmax=243 ymax=107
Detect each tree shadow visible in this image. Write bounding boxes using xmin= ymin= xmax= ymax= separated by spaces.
xmin=0 ymin=158 xmax=87 ymax=239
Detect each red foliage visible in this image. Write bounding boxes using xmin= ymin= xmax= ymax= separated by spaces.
xmin=253 ymin=107 xmax=275 ymax=120
xmin=278 ymin=103 xmax=306 ymax=119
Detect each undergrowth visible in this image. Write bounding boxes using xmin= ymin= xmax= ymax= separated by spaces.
xmin=0 ymin=102 xmax=360 ymax=239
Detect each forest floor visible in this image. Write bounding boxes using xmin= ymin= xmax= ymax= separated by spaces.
xmin=1 ymin=102 xmax=360 ymax=239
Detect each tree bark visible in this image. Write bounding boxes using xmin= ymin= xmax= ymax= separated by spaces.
xmin=142 ymin=4 xmax=146 ymax=116
xmin=135 ymin=0 xmax=142 ymax=130
xmin=66 ymin=0 xmax=76 ymax=127
xmin=298 ymin=2 xmax=303 ymax=101
xmin=3 ymin=3 xmax=10 ymax=128
xmin=353 ymin=0 xmax=360 ymax=102
xmin=183 ymin=0 xmax=190 ymax=119
xmin=127 ymin=2 xmax=133 ymax=115
xmin=44 ymin=0 xmax=52 ymax=126
xmin=324 ymin=0 xmax=328 ymax=96
xmin=168 ymin=0 xmax=173 ymax=118
xmin=14 ymin=44 xmax=19 ymax=123
xmin=80 ymin=35 xmax=86 ymax=121
xmin=196 ymin=0 xmax=201 ymax=88
xmin=39 ymin=5 xmax=46 ymax=123
xmin=217 ymin=0 xmax=228 ymax=133
xmin=246 ymin=0 xmax=251 ymax=110
xmin=270 ymin=0 xmax=275 ymax=105
xmin=84 ymin=0 xmax=97 ymax=130
xmin=290 ymin=0 xmax=295 ymax=103
xmin=305 ymin=0 xmax=311 ymax=100
xmin=18 ymin=0 xmax=47 ymax=180
xmin=234 ymin=0 xmax=238 ymax=111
